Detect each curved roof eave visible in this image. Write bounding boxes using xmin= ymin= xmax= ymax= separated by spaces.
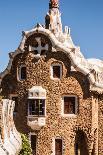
xmin=0 ymin=27 xmax=103 ymax=93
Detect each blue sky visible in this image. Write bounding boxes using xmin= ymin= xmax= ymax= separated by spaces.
xmin=0 ymin=0 xmax=103 ymax=72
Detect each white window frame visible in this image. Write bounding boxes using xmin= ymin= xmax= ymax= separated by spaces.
xmin=61 ymin=95 xmax=78 ymax=117
xmin=50 ymin=63 xmax=62 ymax=80
xmin=17 ymin=65 xmax=26 ymax=81
xmin=29 ymin=132 xmax=37 ymax=154
xmin=52 ymin=137 xmax=63 ymax=155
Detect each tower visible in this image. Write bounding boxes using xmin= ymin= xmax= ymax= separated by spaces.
xmin=45 ymin=0 xmax=62 ymax=36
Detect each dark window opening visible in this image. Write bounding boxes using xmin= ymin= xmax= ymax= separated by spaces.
xmin=31 ymin=135 xmax=36 ymax=155
xmin=64 ymin=97 xmax=76 ymax=114
xmin=12 ymin=96 xmax=18 ymax=113
xmin=55 ymin=139 xmax=62 ymax=155
xmin=28 ymin=99 xmax=45 ymax=116
xmin=53 ymin=65 xmax=61 ymax=79
xmin=20 ymin=66 xmax=26 ymax=80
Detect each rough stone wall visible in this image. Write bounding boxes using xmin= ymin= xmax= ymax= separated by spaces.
xmin=98 ymin=95 xmax=103 ymax=155
xmin=1 ymin=33 xmax=99 ymax=154
xmin=0 ymin=99 xmax=22 ymax=155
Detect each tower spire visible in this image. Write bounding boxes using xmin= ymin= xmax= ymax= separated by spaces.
xmin=45 ymin=0 xmax=62 ymax=34
xmin=49 ymin=0 xmax=59 ymax=9
xmin=45 ymin=0 xmax=73 ymax=47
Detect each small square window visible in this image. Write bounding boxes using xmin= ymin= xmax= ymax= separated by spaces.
xmin=62 ymin=96 xmax=77 ymax=116
xmin=51 ymin=64 xmax=62 ymax=79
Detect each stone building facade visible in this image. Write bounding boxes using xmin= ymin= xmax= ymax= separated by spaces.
xmin=0 ymin=0 xmax=103 ymax=154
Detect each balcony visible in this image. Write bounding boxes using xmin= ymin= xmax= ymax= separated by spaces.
xmin=27 ymin=116 xmax=46 ymax=130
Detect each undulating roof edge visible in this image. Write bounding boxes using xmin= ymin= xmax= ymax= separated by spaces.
xmin=0 ymin=26 xmax=103 ymax=94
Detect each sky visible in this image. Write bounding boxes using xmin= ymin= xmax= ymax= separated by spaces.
xmin=0 ymin=0 xmax=103 ymax=72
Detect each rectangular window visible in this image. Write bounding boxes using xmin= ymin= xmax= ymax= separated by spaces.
xmin=20 ymin=66 xmax=26 ymax=80
xmin=12 ymin=96 xmax=18 ymax=113
xmin=28 ymin=99 xmax=45 ymax=116
xmin=31 ymin=135 xmax=36 ymax=155
xmin=53 ymin=66 xmax=61 ymax=78
xmin=55 ymin=139 xmax=62 ymax=155
xmin=64 ymin=96 xmax=76 ymax=114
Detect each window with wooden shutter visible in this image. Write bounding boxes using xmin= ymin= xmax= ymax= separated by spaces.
xmin=55 ymin=139 xmax=62 ymax=155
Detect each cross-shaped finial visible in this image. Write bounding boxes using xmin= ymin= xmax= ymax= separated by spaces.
xmin=29 ymin=37 xmax=48 ymax=57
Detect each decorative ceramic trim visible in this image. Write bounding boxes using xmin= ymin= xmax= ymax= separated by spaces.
xmin=0 ymin=27 xmax=103 ymax=93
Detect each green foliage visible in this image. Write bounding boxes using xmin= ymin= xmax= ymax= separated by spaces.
xmin=0 ymin=93 xmax=4 ymax=100
xmin=19 ymin=133 xmax=32 ymax=155
xmin=0 ymin=96 xmax=3 ymax=101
